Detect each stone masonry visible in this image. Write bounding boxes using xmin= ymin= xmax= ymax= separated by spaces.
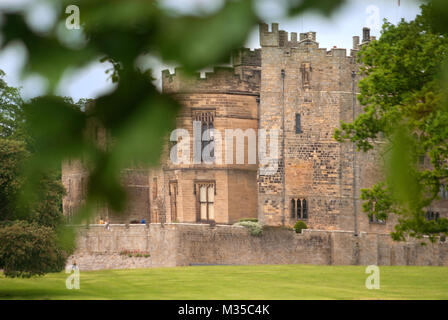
xmin=62 ymin=24 xmax=448 ymax=269
xmin=68 ymin=224 xmax=448 ymax=270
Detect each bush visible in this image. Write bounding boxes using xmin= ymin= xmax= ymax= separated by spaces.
xmin=0 ymin=221 xmax=67 ymax=277
xmin=238 ymin=218 xmax=258 ymax=223
xmin=294 ymin=221 xmax=308 ymax=234
xmin=234 ymin=221 xmax=263 ymax=237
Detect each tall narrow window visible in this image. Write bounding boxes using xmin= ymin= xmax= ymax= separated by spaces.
xmin=207 ymin=185 xmax=215 ymax=220
xmin=302 ymin=199 xmax=308 ymax=219
xmin=291 ymin=199 xmax=296 ymax=218
xmin=68 ymin=179 xmax=72 ymax=196
xmin=195 ymin=181 xmax=215 ymax=222
xmin=193 ymin=110 xmax=215 ymax=162
xmin=300 ymin=62 xmax=311 ymax=88
xmin=169 ymin=181 xmax=178 ymax=222
xmin=199 ymin=185 xmax=207 ymax=220
xmin=297 ymin=199 xmax=302 ymax=219
xmin=295 ymin=113 xmax=302 ymax=134
xmin=440 ymin=184 xmax=448 ymax=200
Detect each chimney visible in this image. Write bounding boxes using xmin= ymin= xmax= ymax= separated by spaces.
xmin=352 ymin=36 xmax=359 ymax=49
xmin=362 ymin=27 xmax=370 ymax=42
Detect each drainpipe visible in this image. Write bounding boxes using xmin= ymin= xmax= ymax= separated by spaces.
xmin=281 ymin=69 xmax=286 ymax=226
xmin=352 ymin=70 xmax=358 ymax=236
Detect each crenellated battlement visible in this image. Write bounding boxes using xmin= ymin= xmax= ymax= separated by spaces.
xmin=260 ymin=23 xmax=374 ymax=59
xmin=259 ymin=23 xmax=319 ymax=48
xmin=162 ymin=25 xmax=376 ymax=96
xmin=162 ymin=53 xmax=260 ymax=95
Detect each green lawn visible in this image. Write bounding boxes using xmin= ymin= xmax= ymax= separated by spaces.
xmin=0 ymin=265 xmax=447 ymax=300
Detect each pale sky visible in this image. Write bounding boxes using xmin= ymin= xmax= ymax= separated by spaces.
xmin=0 ymin=0 xmax=423 ymax=101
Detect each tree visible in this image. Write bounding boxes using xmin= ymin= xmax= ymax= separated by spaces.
xmin=0 ymin=138 xmax=27 ymax=222
xmin=0 ymin=137 xmax=69 ymax=277
xmin=0 ymin=70 xmax=24 ymax=140
xmin=0 ymin=74 xmax=69 ymax=277
xmin=334 ymin=3 xmax=448 ymax=242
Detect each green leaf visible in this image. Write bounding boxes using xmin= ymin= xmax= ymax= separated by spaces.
xmin=1 ymin=14 xmax=96 ymax=91
xmin=154 ymin=0 xmax=258 ymax=71
xmin=23 ymin=96 xmax=87 ymax=165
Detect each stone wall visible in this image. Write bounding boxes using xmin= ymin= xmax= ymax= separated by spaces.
xmin=68 ymin=224 xmax=448 ymax=271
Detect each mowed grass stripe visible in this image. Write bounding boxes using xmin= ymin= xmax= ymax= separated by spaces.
xmin=0 ymin=265 xmax=447 ymax=300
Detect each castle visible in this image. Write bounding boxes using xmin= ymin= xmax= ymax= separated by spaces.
xmin=62 ymin=23 xmax=448 ymax=235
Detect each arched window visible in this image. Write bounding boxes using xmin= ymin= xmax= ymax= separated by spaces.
xmin=302 ymin=199 xmax=308 ymax=219
xmin=291 ymin=199 xmax=296 ymax=218
xmin=297 ymin=199 xmax=302 ymax=219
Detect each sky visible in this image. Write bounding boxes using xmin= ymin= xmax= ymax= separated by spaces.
xmin=0 ymin=0 xmax=424 ymax=101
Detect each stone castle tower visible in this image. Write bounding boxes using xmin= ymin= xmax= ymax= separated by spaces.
xmin=64 ymin=23 xmax=447 ymax=234
xmin=257 ymin=23 xmax=381 ymax=233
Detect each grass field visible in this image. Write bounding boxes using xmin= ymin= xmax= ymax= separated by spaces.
xmin=0 ymin=265 xmax=447 ymax=300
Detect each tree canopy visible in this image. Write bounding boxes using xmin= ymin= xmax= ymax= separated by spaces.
xmin=0 ymin=72 xmax=70 ymax=277
xmin=335 ymin=3 xmax=448 ymax=242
